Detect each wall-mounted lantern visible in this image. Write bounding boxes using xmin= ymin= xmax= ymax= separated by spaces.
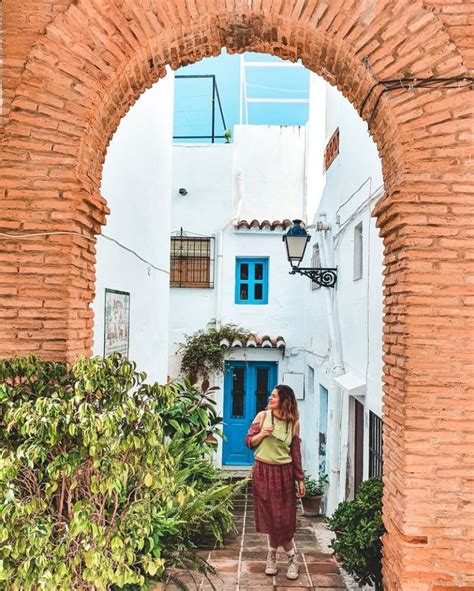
xmin=282 ymin=219 xmax=337 ymax=288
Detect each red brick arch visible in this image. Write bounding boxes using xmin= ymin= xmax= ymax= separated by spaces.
xmin=1 ymin=1 xmax=473 ymax=589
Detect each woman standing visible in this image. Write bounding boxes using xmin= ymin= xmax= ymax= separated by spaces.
xmin=245 ymin=384 xmax=305 ymax=580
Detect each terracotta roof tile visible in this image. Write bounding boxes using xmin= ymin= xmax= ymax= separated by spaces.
xmin=220 ymin=335 xmax=286 ymax=349
xmin=234 ymin=219 xmax=293 ymax=231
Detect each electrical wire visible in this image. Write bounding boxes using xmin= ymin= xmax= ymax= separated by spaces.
xmin=294 ymin=345 xmax=332 ymax=368
xmin=333 ymin=184 xmax=384 ymax=247
xmin=335 ymin=177 xmax=372 ymax=216
xmin=359 ymin=62 xmax=474 ymax=129
xmin=100 ymin=234 xmax=169 ymax=274
xmin=0 ymin=230 xmax=170 ymax=275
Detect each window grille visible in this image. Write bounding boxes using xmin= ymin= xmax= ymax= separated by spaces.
xmin=311 ymin=244 xmax=321 ymax=290
xmin=324 ymin=128 xmax=339 ymax=171
xmin=369 ymin=411 xmax=383 ymax=478
xmin=353 ymin=222 xmax=363 ymax=281
xmin=170 ymin=231 xmax=215 ymax=288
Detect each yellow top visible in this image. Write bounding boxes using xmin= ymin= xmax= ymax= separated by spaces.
xmin=255 ymin=410 xmax=293 ymax=464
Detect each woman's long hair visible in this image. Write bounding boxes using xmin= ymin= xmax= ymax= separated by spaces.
xmin=274 ymin=384 xmax=299 ymax=423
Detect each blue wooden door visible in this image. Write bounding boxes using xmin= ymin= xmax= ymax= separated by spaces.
xmin=223 ymin=361 xmax=277 ymax=466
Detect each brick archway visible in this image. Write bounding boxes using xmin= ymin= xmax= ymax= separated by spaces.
xmin=1 ymin=1 xmax=473 ymax=588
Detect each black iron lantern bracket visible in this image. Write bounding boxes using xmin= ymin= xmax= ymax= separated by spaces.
xmin=289 ymin=266 xmax=338 ymax=288
xmin=282 ymin=219 xmax=338 ymax=288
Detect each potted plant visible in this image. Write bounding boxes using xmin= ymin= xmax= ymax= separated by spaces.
xmin=301 ymin=473 xmax=328 ymax=516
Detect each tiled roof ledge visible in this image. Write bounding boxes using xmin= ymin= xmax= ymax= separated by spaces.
xmin=220 ymin=335 xmax=286 ymax=350
xmin=234 ymin=219 xmax=293 ymax=231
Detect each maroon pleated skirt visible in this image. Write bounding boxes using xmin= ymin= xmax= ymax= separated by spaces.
xmin=252 ymin=459 xmax=297 ymax=547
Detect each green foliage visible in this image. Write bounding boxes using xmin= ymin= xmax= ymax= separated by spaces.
xmin=303 ymin=473 xmax=328 ymax=498
xmin=325 ymin=477 xmax=384 ymax=590
xmin=0 ymin=354 xmax=239 ymax=590
xmin=178 ymin=320 xmax=251 ymax=382
xmin=325 ymin=500 xmax=353 ymax=531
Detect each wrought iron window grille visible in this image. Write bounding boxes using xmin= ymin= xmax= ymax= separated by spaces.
xmin=170 ymin=229 xmax=215 ymax=288
xmin=369 ymin=411 xmax=384 ymax=478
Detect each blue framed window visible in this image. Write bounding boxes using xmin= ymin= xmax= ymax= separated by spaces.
xmin=235 ymin=258 xmax=269 ymax=304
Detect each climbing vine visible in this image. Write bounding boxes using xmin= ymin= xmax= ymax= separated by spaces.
xmin=178 ymin=321 xmax=251 ymax=383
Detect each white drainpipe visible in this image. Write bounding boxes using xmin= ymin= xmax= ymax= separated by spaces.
xmin=215 ymin=170 xmax=244 ymax=329
xmin=215 ymin=231 xmax=225 ymax=329
xmin=317 ymin=224 xmax=346 ymax=514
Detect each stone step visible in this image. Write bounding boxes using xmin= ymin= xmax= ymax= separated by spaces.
xmin=163 ymin=482 xmax=347 ymax=590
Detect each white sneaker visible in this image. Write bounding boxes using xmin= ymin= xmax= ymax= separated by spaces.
xmin=265 ymin=549 xmax=278 ymax=575
xmin=286 ymin=553 xmax=299 ymax=580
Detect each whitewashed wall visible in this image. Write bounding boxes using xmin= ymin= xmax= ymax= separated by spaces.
xmin=302 ymin=81 xmax=384 ymax=513
xmin=305 ymin=74 xmax=327 ymax=221
xmin=169 ymin=126 xmax=311 ymax=467
xmin=169 ymin=126 xmax=309 ymax=378
xmin=168 ymin=144 xmax=233 ymax=377
xmin=92 ymin=72 xmax=175 ymax=383
xmin=92 ymin=70 xmax=384 ymax=494
xmin=232 ymin=125 xmax=306 ymax=222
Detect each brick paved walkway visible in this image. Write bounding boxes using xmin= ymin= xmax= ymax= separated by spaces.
xmin=166 ymin=481 xmax=346 ymax=591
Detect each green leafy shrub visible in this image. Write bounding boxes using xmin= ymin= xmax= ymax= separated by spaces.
xmin=178 ymin=320 xmax=251 ymax=382
xmin=326 ymin=477 xmax=384 ymax=590
xmin=0 ymin=355 xmax=239 ymax=590
xmin=325 ymin=499 xmax=353 ymax=531
xmin=303 ymin=473 xmax=328 ymax=497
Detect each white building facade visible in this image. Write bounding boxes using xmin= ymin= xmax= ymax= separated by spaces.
xmin=92 ymin=67 xmax=385 ymax=513
xmin=91 ymin=72 xmax=175 ymax=384
xmin=168 ymin=125 xmax=312 ymax=467
xmin=301 ymin=79 xmax=385 ymax=513
xmin=168 ymin=77 xmax=385 ymax=509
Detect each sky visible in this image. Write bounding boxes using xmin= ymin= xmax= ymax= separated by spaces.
xmin=173 ymin=50 xmax=310 ymax=143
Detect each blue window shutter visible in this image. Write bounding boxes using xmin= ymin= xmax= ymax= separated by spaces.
xmin=235 ymin=258 xmax=269 ymax=304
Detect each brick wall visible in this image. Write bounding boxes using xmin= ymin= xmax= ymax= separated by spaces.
xmin=1 ymin=1 xmax=473 ymax=588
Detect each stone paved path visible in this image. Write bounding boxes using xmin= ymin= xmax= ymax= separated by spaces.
xmin=166 ymin=481 xmax=346 ymax=591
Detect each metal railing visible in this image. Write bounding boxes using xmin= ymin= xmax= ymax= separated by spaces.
xmin=369 ymin=411 xmax=383 ymax=478
xmin=173 ymin=75 xmax=227 ymax=143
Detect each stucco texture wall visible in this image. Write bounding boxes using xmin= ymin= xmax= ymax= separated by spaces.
xmin=92 ymin=75 xmax=175 ymax=383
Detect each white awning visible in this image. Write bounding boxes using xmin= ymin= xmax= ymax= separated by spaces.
xmin=334 ymin=372 xmax=366 ymax=396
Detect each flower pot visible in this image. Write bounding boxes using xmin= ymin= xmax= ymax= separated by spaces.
xmin=301 ymin=494 xmax=323 ymax=516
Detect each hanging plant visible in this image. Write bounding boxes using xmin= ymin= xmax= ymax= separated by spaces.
xmin=178 ymin=320 xmax=251 ymax=382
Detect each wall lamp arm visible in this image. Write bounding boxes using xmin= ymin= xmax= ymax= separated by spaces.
xmin=289 ymin=266 xmax=338 ymax=288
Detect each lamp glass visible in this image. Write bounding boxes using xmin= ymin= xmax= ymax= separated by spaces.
xmin=285 ymin=235 xmax=309 ymax=266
